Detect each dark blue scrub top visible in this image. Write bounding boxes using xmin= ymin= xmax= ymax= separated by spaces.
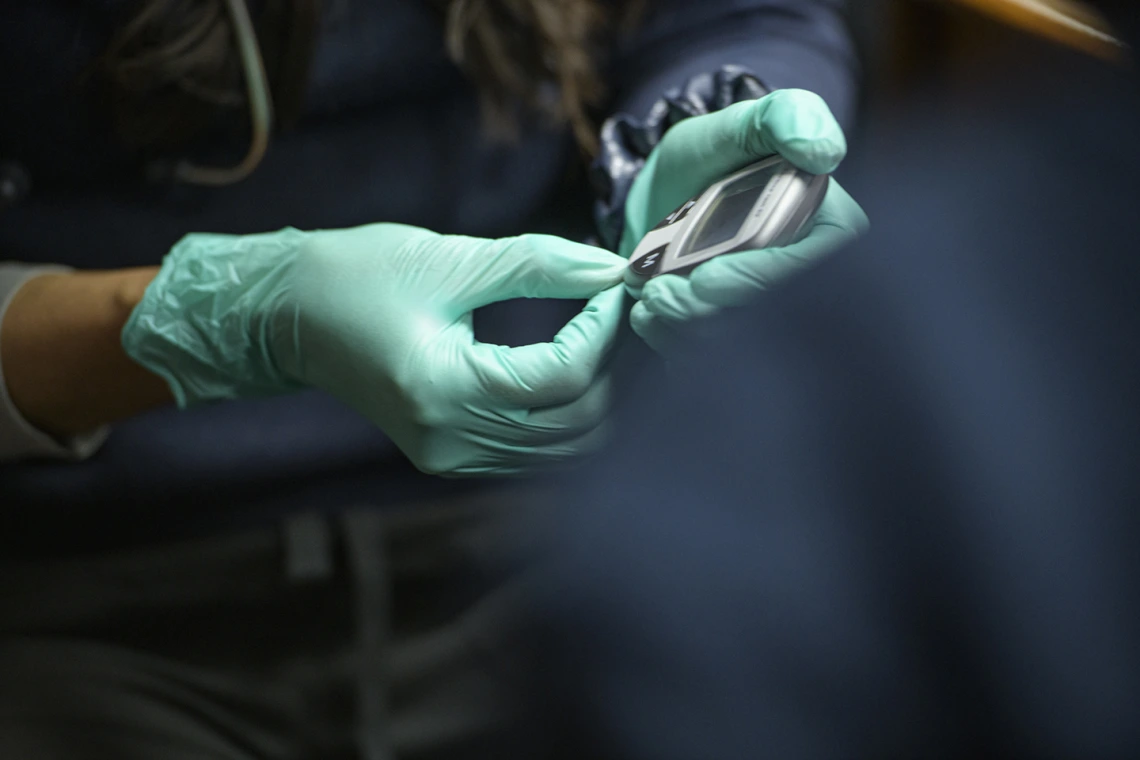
xmin=0 ymin=0 xmax=858 ymax=558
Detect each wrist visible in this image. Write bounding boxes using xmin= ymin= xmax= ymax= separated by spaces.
xmin=122 ymin=228 xmax=309 ymax=406
xmin=114 ymin=265 xmax=160 ymax=317
xmin=2 ymin=272 xmax=81 ymax=433
xmin=3 ymin=267 xmax=170 ymax=437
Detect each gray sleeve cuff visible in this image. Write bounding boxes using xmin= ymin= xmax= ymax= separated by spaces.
xmin=0 ymin=263 xmax=111 ymax=463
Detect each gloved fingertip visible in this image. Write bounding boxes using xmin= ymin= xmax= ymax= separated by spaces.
xmin=629 ymin=299 xmax=653 ymax=335
xmin=573 ymin=256 xmax=628 ymax=293
xmin=753 ymin=90 xmax=847 ymax=174
xmin=502 ymin=235 xmax=627 ymax=299
xmin=584 ymin=284 xmax=629 ymax=321
xmin=686 ymin=269 xmax=750 ymax=309
xmin=639 ymin=274 xmax=714 ymax=322
xmin=517 ymin=234 xmax=627 ymax=271
xmin=776 ymin=134 xmax=846 ymax=175
xmin=601 ymin=282 xmax=631 ymax=303
xmin=638 ymin=273 xmax=682 ymax=305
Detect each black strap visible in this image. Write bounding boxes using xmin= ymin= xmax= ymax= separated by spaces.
xmin=343 ymin=510 xmax=395 ymax=760
xmin=282 ymin=512 xmax=335 ymax=582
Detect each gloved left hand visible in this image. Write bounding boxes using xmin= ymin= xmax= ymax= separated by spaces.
xmin=620 ymin=89 xmax=870 ymax=351
xmin=122 ymin=224 xmax=627 ymax=477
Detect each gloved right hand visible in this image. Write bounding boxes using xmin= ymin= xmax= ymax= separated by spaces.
xmin=620 ymin=90 xmax=869 ymax=353
xmin=122 ymin=224 xmax=627 ymax=476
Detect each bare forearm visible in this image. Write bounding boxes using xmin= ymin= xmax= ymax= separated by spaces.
xmin=1 ymin=267 xmax=173 ymax=437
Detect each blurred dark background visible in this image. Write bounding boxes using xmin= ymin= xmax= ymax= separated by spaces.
xmin=529 ymin=2 xmax=1140 ymax=758
xmin=851 ymin=0 xmax=1120 ymax=105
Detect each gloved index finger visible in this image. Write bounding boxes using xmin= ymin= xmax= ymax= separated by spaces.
xmin=455 ymin=234 xmax=625 ymax=312
xmin=468 ymin=285 xmax=626 ymax=408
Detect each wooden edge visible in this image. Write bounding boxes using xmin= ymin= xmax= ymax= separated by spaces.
xmin=951 ymin=0 xmax=1128 ymax=61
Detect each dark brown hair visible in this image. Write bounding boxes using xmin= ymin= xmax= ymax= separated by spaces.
xmin=101 ymin=0 xmax=638 ymax=180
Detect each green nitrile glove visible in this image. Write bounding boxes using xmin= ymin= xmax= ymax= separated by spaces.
xmin=620 ymin=89 xmax=870 ymax=352
xmin=123 ymin=224 xmax=627 ymax=476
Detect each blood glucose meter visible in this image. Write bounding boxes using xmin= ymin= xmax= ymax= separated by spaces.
xmin=626 ymin=156 xmax=830 ymax=289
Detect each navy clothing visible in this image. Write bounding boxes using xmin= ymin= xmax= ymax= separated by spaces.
xmin=534 ymin=19 xmax=1140 ymax=759
xmin=0 ymin=0 xmax=858 ymax=558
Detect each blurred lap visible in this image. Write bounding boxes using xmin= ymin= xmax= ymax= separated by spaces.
xmin=0 ymin=494 xmax=541 ymax=760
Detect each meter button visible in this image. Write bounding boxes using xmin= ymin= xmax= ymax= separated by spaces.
xmin=653 ymin=199 xmax=696 ymax=230
xmin=630 ymin=245 xmax=667 ymax=277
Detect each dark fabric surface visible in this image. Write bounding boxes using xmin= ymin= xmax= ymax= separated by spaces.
xmin=531 ymin=17 xmax=1140 ymax=760
xmin=0 ymin=493 xmax=541 ymax=759
xmin=0 ymin=0 xmax=858 ymax=557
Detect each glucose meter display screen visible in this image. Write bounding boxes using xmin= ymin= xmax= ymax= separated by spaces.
xmin=684 ymin=168 xmax=775 ymax=256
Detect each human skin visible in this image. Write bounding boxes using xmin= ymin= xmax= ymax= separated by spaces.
xmin=1 ymin=267 xmax=172 ymax=437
